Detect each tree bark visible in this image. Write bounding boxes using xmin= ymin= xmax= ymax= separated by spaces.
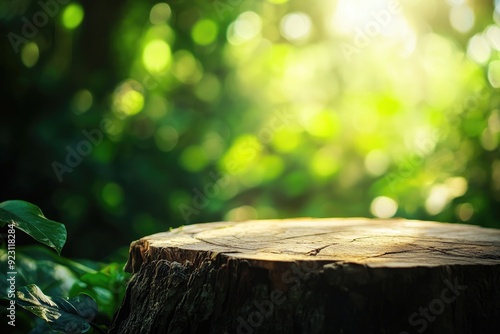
xmin=109 ymin=218 xmax=500 ymax=334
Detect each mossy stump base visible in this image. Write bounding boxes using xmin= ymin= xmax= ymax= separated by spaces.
xmin=109 ymin=218 xmax=500 ymax=334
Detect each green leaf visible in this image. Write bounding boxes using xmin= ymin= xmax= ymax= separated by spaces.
xmin=80 ymin=272 xmax=110 ymax=288
xmin=70 ymin=262 xmax=130 ymax=319
xmin=16 ymin=285 xmax=98 ymax=334
xmin=56 ymin=294 xmax=98 ymax=322
xmin=13 ymin=244 xmax=97 ymax=276
xmin=0 ymin=200 xmax=66 ymax=255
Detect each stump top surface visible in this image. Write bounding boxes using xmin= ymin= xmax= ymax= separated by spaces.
xmin=132 ymin=218 xmax=500 ymax=268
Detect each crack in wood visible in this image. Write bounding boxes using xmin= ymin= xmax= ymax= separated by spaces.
xmin=280 ymin=231 xmax=343 ymax=241
xmin=362 ymin=246 xmax=500 ymax=260
xmin=307 ymin=243 xmax=338 ymax=256
xmin=348 ymin=235 xmax=499 ymax=247
xmin=193 ymin=237 xmax=254 ymax=250
xmin=363 ymin=249 xmax=421 ymax=259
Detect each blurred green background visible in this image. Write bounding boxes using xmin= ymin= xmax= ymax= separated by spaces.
xmin=1 ymin=0 xmax=500 ymax=260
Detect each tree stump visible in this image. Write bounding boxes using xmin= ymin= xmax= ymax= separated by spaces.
xmin=109 ymin=218 xmax=500 ymax=334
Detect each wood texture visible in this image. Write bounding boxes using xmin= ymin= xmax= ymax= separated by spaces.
xmin=110 ymin=218 xmax=500 ymax=334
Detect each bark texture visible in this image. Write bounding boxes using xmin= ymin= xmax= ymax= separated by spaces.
xmin=109 ymin=218 xmax=500 ymax=334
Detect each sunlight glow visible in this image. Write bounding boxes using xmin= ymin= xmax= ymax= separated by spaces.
xmin=272 ymin=128 xmax=301 ymax=153
xmin=446 ymin=0 xmax=465 ymax=5
xmin=365 ymin=150 xmax=390 ymax=176
xmin=488 ymin=60 xmax=500 ymax=88
xmin=192 ymin=19 xmax=218 ymax=45
xmin=110 ymin=0 xmax=498 ymax=225
xmin=303 ymin=110 xmax=340 ymax=138
xmin=467 ymin=34 xmax=491 ymax=64
xmin=62 ymin=3 xmax=84 ymax=30
xmin=310 ymin=146 xmax=340 ymax=177
xmin=220 ymin=135 xmax=262 ymax=175
xmin=150 ymin=3 xmax=171 ymax=25
xmin=180 ymin=146 xmax=209 ymax=172
xmin=445 ymin=177 xmax=468 ymax=198
xmin=456 ymin=203 xmax=474 ymax=221
xmin=330 ymin=0 xmax=416 ymax=57
xmin=225 ymin=205 xmax=258 ymax=221
xmin=449 ymin=4 xmax=475 ymax=33
xmin=171 ymin=50 xmax=203 ymax=84
xmin=331 ymin=0 xmax=401 ymax=34
xmin=485 ymin=25 xmax=500 ymax=50
xmin=227 ymin=12 xmax=262 ymax=45
xmin=143 ymin=39 xmax=172 ymax=73
xmin=234 ymin=11 xmax=262 ymax=41
xmin=481 ymin=128 xmax=498 ymax=151
xmin=21 ymin=42 xmax=39 ymax=68
xmin=112 ymin=80 xmax=145 ymax=117
xmin=425 ymin=185 xmax=449 ymax=215
xmin=370 ymin=196 xmax=398 ymax=218
xmin=71 ymin=89 xmax=93 ymax=114
xmin=280 ymin=12 xmax=312 ymax=42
